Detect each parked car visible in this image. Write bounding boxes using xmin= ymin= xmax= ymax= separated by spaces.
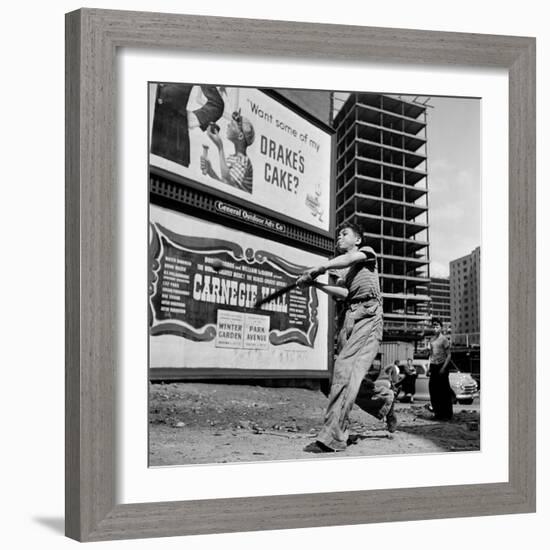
xmin=387 ymin=360 xmax=479 ymax=405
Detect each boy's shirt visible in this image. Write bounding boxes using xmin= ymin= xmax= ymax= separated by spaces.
xmin=429 ymin=334 xmax=450 ymax=366
xmin=226 ymin=153 xmax=253 ymax=194
xmin=331 ymin=246 xmax=381 ymax=303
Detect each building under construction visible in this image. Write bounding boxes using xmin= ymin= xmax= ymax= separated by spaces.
xmin=333 ymin=93 xmax=431 ymax=346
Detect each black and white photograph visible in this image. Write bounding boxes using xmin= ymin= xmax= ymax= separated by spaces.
xmin=148 ymin=84 xmax=481 ymax=466
xmin=3 ymin=0 xmax=542 ymax=547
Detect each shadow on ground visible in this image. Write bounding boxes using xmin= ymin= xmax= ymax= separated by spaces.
xmin=391 ymin=405 xmax=480 ymax=452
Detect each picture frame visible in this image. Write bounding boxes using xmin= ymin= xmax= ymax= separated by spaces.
xmin=65 ymin=8 xmax=536 ymax=542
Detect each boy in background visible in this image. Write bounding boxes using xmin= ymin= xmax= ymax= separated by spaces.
xmin=428 ymin=319 xmax=453 ymax=420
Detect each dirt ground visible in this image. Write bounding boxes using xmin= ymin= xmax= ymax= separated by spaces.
xmin=149 ymin=382 xmax=480 ymax=466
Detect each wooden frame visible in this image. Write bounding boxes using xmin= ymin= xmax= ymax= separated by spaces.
xmin=65 ymin=8 xmax=536 ymax=542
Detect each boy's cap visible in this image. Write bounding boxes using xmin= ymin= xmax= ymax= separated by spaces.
xmin=241 ymin=118 xmax=255 ymax=146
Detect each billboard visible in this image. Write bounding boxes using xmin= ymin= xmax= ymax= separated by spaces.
xmin=149 ymin=205 xmax=329 ymax=372
xmin=149 ymin=84 xmax=333 ymax=233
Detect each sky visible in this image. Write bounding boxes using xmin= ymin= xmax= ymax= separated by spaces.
xmin=332 ymin=92 xmax=481 ymax=278
xmin=424 ymin=97 xmax=481 ymax=277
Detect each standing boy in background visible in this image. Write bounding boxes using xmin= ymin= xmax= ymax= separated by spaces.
xmin=428 ymin=319 xmax=453 ymax=420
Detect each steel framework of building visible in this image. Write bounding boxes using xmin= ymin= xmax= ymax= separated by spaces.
xmin=333 ymin=93 xmax=431 ymax=341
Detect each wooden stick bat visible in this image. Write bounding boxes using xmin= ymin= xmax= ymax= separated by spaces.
xmin=253 ymin=260 xmax=337 ymax=309
xmin=254 ymin=279 xmax=310 ymax=309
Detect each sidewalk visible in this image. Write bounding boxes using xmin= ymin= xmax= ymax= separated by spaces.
xmin=149 ymin=382 xmax=480 ymax=466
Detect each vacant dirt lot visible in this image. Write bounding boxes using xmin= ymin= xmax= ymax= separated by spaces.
xmin=149 ymin=382 xmax=480 ymax=466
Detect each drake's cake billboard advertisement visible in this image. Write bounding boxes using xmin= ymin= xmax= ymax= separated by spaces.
xmin=149 ymin=205 xmax=329 ymax=372
xmin=149 ymin=85 xmax=332 ymax=233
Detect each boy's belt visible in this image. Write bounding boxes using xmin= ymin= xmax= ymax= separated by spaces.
xmin=346 ymin=296 xmax=379 ymax=304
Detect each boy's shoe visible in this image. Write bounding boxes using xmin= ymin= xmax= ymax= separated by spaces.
xmin=303 ymin=441 xmax=336 ymax=453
